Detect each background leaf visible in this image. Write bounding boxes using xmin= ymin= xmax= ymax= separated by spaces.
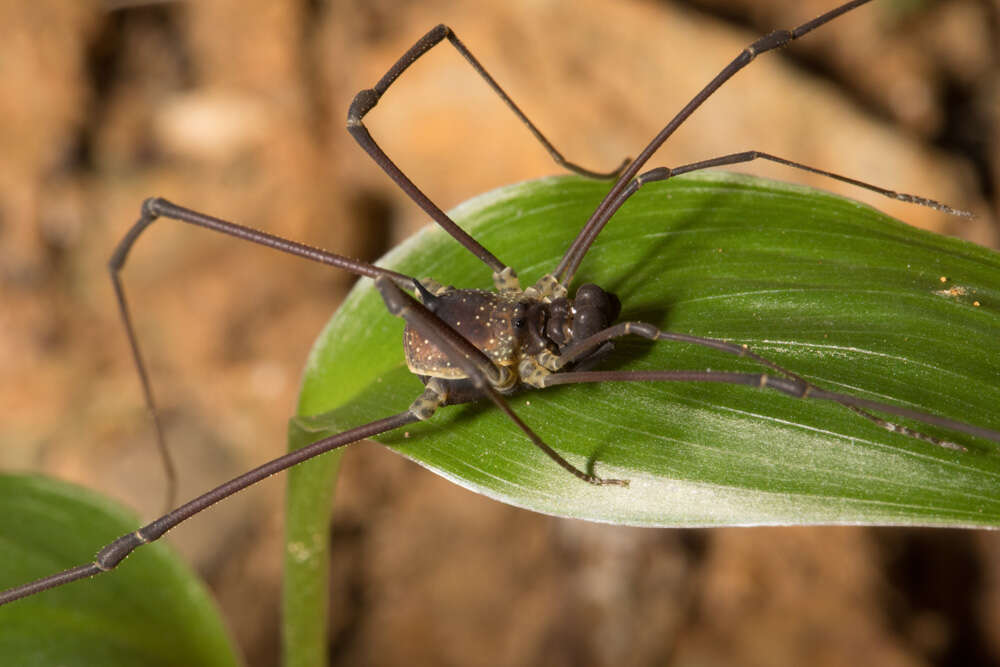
xmin=0 ymin=474 xmax=240 ymax=667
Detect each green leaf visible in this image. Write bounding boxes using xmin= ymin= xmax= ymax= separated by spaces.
xmin=0 ymin=473 xmax=240 ymax=667
xmin=284 ymin=172 xmax=1000 ymax=660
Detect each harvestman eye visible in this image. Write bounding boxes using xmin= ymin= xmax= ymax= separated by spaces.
xmin=2 ymin=0 xmax=997 ymax=618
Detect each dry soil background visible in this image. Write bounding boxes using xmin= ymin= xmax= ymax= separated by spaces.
xmin=2 ymin=0 xmax=999 ymax=665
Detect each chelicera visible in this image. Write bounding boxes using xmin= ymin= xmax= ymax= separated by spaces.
xmin=2 ymin=0 xmax=998 ymax=607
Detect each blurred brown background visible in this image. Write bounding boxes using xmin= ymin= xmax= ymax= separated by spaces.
xmin=2 ymin=0 xmax=999 ymax=665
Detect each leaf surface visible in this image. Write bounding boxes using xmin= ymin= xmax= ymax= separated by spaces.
xmin=0 ymin=474 xmax=240 ymax=667
xmin=293 ymin=173 xmax=1000 ymax=527
xmin=284 ymin=173 xmax=1000 ymax=663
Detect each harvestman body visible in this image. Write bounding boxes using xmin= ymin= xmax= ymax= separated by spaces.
xmin=2 ymin=0 xmax=999 ymax=605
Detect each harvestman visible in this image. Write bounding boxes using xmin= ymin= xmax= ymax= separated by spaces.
xmin=2 ymin=0 xmax=999 ymax=605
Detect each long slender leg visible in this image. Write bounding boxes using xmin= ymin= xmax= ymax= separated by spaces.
xmin=556 ymin=0 xmax=876 ymax=284
xmin=659 ymin=152 xmax=970 ymax=216
xmin=557 ymin=151 xmax=972 ymax=286
xmin=375 ymin=277 xmax=627 ymax=486
xmin=348 ymin=24 xmax=628 ymax=278
xmin=540 ymin=321 xmax=1000 ymax=448
xmin=0 ymin=411 xmax=417 ymax=606
xmin=109 ymin=197 xmax=412 ymax=509
xmin=542 ymin=369 xmax=1000 ymax=446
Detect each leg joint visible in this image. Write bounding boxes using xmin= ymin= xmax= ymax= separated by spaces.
xmin=347 ymin=88 xmax=380 ymax=125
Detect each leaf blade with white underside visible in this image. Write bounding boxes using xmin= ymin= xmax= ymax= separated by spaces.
xmin=291 ymin=172 xmax=1000 ymax=527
